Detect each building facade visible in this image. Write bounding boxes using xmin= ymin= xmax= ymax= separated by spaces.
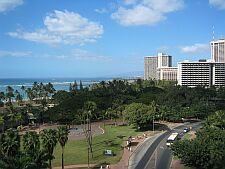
xmin=144 ymin=56 xmax=158 ymax=80
xmin=157 ymin=53 xmax=172 ymax=68
xmin=157 ymin=67 xmax=178 ymax=81
xmin=144 ymin=53 xmax=173 ymax=80
xmin=177 ymin=60 xmax=225 ymax=87
xmin=211 ymin=39 xmax=225 ymax=62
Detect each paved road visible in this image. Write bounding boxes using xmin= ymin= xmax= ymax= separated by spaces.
xmin=130 ymin=121 xmax=202 ymax=169
xmin=145 ymin=121 xmax=202 ymax=169
xmin=128 ymin=132 xmax=166 ymax=169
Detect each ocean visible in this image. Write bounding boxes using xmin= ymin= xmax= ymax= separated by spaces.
xmin=0 ymin=77 xmax=112 ymax=93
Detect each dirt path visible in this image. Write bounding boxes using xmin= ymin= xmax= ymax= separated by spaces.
xmin=170 ymin=159 xmax=186 ymax=169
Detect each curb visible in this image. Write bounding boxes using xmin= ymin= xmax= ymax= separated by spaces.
xmin=128 ymin=131 xmax=166 ymax=169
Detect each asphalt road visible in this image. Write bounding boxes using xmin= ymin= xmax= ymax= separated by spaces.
xmin=133 ymin=121 xmax=202 ymax=169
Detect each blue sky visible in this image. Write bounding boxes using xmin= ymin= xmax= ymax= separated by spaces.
xmin=0 ymin=0 xmax=225 ymax=78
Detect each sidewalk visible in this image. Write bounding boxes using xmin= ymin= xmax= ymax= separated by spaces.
xmin=53 ymin=164 xmax=97 ymax=169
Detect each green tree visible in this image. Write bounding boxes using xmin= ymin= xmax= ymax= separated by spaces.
xmin=45 ymin=82 xmax=55 ymax=99
xmin=0 ymin=92 xmax=5 ymax=107
xmin=207 ymin=110 xmax=225 ymax=129
xmin=72 ymin=81 xmax=78 ymax=92
xmin=23 ymin=131 xmax=40 ymax=154
xmin=15 ymin=90 xmax=23 ymax=106
xmin=0 ymin=129 xmax=20 ymax=157
xmin=41 ymin=129 xmax=58 ymax=169
xmin=57 ymin=126 xmax=69 ymax=169
xmin=84 ymin=101 xmax=97 ymax=119
xmin=23 ymin=131 xmax=48 ymax=169
xmin=21 ymin=85 xmax=26 ymax=99
xmin=15 ymin=112 xmax=23 ymax=127
xmin=5 ymin=86 xmax=14 ymax=104
xmin=32 ymin=82 xmax=39 ymax=102
xmin=172 ymin=126 xmax=225 ymax=169
xmin=26 ymin=88 xmax=34 ymax=103
xmin=123 ymin=103 xmax=154 ymax=130
xmin=0 ymin=114 xmax=4 ymax=132
xmin=79 ymin=80 xmax=83 ymax=91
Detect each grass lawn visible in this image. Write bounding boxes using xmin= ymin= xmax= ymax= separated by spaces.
xmin=182 ymin=133 xmax=191 ymax=140
xmin=52 ymin=124 xmax=141 ymax=167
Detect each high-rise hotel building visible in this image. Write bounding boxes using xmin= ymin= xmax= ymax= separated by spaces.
xmin=211 ymin=39 xmax=225 ymax=62
xmin=144 ymin=56 xmax=158 ymax=80
xmin=144 ymin=39 xmax=225 ymax=87
xmin=177 ymin=60 xmax=225 ymax=87
xmin=144 ymin=53 xmax=177 ymax=81
xmin=177 ymin=39 xmax=225 ymax=87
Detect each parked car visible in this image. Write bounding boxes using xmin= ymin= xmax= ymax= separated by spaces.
xmin=183 ymin=127 xmax=190 ymax=133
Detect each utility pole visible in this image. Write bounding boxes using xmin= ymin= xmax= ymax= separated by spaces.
xmin=153 ymin=115 xmax=154 ymax=134
xmin=85 ymin=110 xmax=93 ymax=168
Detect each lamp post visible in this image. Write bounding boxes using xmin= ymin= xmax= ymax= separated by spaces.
xmin=153 ymin=115 xmax=154 ymax=134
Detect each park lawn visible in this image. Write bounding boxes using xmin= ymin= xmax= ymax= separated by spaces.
xmin=52 ymin=124 xmax=141 ymax=167
xmin=182 ymin=133 xmax=191 ymax=140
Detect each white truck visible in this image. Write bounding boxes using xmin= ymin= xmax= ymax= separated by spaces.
xmin=166 ymin=132 xmax=179 ymax=146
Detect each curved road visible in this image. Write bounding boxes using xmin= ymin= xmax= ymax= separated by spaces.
xmin=130 ymin=121 xmax=202 ymax=169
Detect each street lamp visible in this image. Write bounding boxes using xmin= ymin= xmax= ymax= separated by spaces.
xmin=153 ymin=115 xmax=155 ymax=133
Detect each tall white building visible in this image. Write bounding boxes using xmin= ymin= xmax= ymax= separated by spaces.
xmin=157 ymin=53 xmax=172 ymax=68
xmin=211 ymin=39 xmax=225 ymax=62
xmin=144 ymin=53 xmax=174 ymax=80
xmin=144 ymin=56 xmax=158 ymax=80
xmin=177 ymin=60 xmax=225 ymax=87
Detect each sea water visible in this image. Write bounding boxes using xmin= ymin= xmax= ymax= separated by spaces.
xmin=0 ymin=77 xmax=112 ymax=93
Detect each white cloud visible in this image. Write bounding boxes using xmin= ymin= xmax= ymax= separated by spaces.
xmin=180 ymin=43 xmax=210 ymax=54
xmin=0 ymin=0 xmax=23 ymax=13
xmin=111 ymin=0 xmax=184 ymax=26
xmin=8 ymin=30 xmax=62 ymax=45
xmin=0 ymin=50 xmax=31 ymax=57
xmin=95 ymin=8 xmax=108 ymax=14
xmin=209 ymin=0 xmax=225 ymax=9
xmin=8 ymin=10 xmax=104 ymax=46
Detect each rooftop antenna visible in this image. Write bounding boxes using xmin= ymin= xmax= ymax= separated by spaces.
xmin=212 ymin=26 xmax=215 ymax=40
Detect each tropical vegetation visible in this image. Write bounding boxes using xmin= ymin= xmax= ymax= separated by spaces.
xmin=1 ymin=79 xmax=225 ymax=168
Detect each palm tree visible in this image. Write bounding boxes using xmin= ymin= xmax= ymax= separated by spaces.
xmin=57 ymin=126 xmax=69 ymax=169
xmin=23 ymin=131 xmax=40 ymax=155
xmin=79 ymin=80 xmax=83 ymax=91
xmin=15 ymin=90 xmax=23 ymax=106
xmin=26 ymin=88 xmax=34 ymax=103
xmin=83 ymin=101 xmax=97 ymax=159
xmin=0 ymin=91 xmax=5 ymax=107
xmin=72 ymin=80 xmax=78 ymax=91
xmin=21 ymin=85 xmax=26 ymax=98
xmin=45 ymin=82 xmax=55 ymax=98
xmin=5 ymin=86 xmax=14 ymax=104
xmin=41 ymin=129 xmax=58 ymax=169
xmin=0 ymin=114 xmax=4 ymax=132
xmin=32 ymin=82 xmax=38 ymax=98
xmin=8 ymin=110 xmax=16 ymax=128
xmin=15 ymin=112 xmax=23 ymax=127
xmin=22 ymin=131 xmax=49 ymax=169
xmin=0 ymin=129 xmax=20 ymax=157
